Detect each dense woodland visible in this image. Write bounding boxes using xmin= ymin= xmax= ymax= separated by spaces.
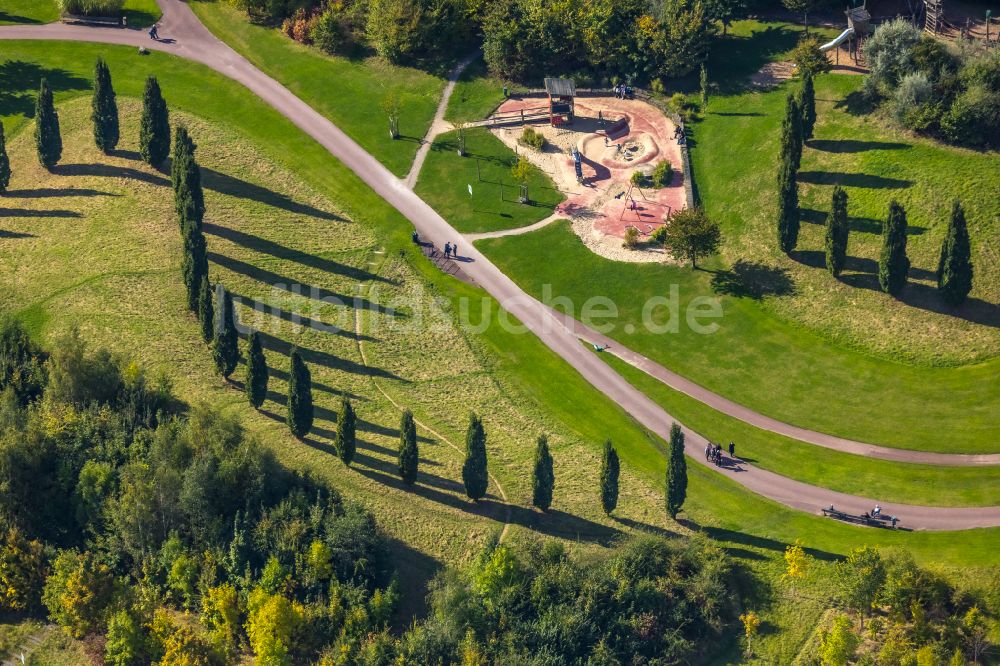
xmin=0 ymin=319 xmax=745 ymax=663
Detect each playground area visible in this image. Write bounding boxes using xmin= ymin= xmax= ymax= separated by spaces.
xmin=487 ymin=95 xmax=687 ymax=262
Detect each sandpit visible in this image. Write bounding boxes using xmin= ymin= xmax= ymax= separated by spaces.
xmin=488 ymin=96 xmax=686 ymax=263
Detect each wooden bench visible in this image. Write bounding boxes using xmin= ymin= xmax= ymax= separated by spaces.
xmin=61 ymin=14 xmax=123 ymax=27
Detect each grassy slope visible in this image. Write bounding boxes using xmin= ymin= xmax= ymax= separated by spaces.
xmin=188 ymin=0 xmax=443 ymax=177
xmin=414 ymin=126 xmax=564 ymax=233
xmin=598 ymin=353 xmax=1000 ymax=507
xmin=476 ymin=215 xmax=1000 ymax=455
xmin=444 ymin=57 xmax=508 ymax=124
xmin=693 ymin=74 xmax=1000 ymax=366
xmin=1 ymin=39 xmax=998 ymax=666
xmin=0 ymin=0 xmax=160 ymax=25
xmin=3 ymin=42 xmax=996 ymax=565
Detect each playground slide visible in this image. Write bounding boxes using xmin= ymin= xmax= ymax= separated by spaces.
xmin=819 ymin=27 xmax=854 ymax=52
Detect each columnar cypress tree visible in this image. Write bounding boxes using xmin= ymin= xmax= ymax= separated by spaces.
xmin=91 ymin=58 xmax=119 ymax=154
xmin=286 ymin=348 xmax=313 ymax=439
xmin=0 ymin=121 xmax=10 ymax=192
xmin=172 ymin=126 xmax=204 ymax=229
xmin=462 ymin=413 xmax=488 ymax=501
xmin=398 ymin=409 xmax=418 ymax=485
xmin=181 ymin=218 xmax=208 ymax=312
xmin=879 ymin=200 xmax=911 ymax=296
xmin=599 ymin=439 xmax=619 ymax=515
xmin=665 ymin=423 xmax=687 ymax=520
xmin=780 ymin=92 xmax=803 ymax=171
xmin=532 ymin=434 xmax=554 ymax=511
xmin=34 ymin=79 xmax=62 ymax=169
xmin=776 ymin=161 xmax=800 ymax=253
xmin=212 ymin=285 xmax=240 ymax=379
xmin=936 ymin=200 xmax=973 ymax=305
xmin=197 ymin=274 xmax=214 ymax=344
xmin=245 ymin=330 xmax=268 ymax=410
xmin=825 ymin=186 xmax=849 ymax=277
xmin=798 ymin=69 xmax=816 ymax=141
xmin=139 ymin=76 xmax=170 ymax=167
xmin=335 ymin=396 xmax=356 ymax=465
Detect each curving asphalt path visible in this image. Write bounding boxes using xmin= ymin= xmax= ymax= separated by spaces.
xmin=3 ymin=0 xmax=999 ymax=529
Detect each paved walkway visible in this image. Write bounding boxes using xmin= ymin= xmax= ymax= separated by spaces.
xmin=403 ymin=51 xmax=479 ymax=189
xmin=464 ymin=211 xmax=563 ymax=242
xmin=3 ymin=1 xmax=999 ymax=529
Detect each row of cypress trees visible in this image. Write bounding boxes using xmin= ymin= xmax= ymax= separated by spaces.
xmin=782 ymin=68 xmax=974 ymax=305
xmin=821 ymin=185 xmax=973 ymax=303
xmin=458 ymin=412 xmax=687 ymax=522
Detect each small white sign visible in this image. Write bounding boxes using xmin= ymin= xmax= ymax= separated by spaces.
xmin=468 ymin=184 xmax=473 ymax=196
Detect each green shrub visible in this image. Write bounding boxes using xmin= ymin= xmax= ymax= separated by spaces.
xmin=58 ymin=0 xmax=125 ymax=15
xmin=519 ymin=126 xmax=547 ymax=151
xmin=893 ymin=72 xmax=933 ymax=124
xmin=652 ymin=160 xmax=672 ymax=187
xmin=622 ymin=225 xmax=641 ymax=250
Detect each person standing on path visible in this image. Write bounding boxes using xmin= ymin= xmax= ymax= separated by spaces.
xmin=452 ymin=242 xmax=459 ymax=259
xmin=444 ymin=242 xmax=451 ymax=258
xmin=705 ymin=443 xmax=712 ymax=461
xmin=729 ymin=441 xmax=735 ymax=459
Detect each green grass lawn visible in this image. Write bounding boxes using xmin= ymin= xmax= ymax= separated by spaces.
xmin=414 ymin=126 xmax=564 ymax=233
xmin=3 ymin=41 xmax=999 ymax=664
xmin=0 ymin=0 xmax=160 ymax=25
xmin=476 ymin=220 xmax=1000 ymax=454
xmin=692 ymin=74 xmax=1000 ymax=367
xmin=445 ymin=57 xmax=510 ymax=124
xmin=599 ymin=352 xmax=1000 ymax=507
xmin=188 ymin=0 xmax=444 ymax=177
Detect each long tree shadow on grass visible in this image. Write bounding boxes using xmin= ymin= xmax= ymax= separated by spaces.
xmin=840 ymin=272 xmax=1000 ymax=328
xmin=255 ymin=330 xmax=408 ymax=381
xmin=52 ymin=162 xmax=170 ymax=187
xmin=792 ymin=249 xmax=936 ymax=281
xmin=352 ymin=461 xmax=622 ymax=544
xmin=0 ymin=11 xmax=43 ymax=24
xmin=229 ymin=291 xmax=380 ymax=343
xmin=710 ymin=260 xmax=795 ymax=300
xmin=680 ymin=520 xmax=840 ymax=562
xmin=0 ymin=207 xmax=82 ymax=218
xmin=798 ymin=171 xmax=914 ymax=189
xmin=208 ymin=251 xmax=400 ymax=317
xmin=799 ymin=207 xmax=926 ymax=235
xmin=704 ymin=25 xmax=803 ymax=94
xmin=808 ymin=139 xmax=911 ymax=153
xmin=204 ymin=223 xmax=393 ymax=285
xmin=5 ymin=187 xmax=119 ymax=198
xmin=0 ymin=61 xmax=89 ymax=117
xmin=0 ymin=230 xmax=35 ymax=239
xmin=200 ymin=166 xmax=344 ymax=221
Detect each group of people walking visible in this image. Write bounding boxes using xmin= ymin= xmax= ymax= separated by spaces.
xmin=411 ymin=230 xmax=459 ymax=260
xmin=705 ymin=441 xmax=736 ymax=466
xmin=613 ymin=84 xmax=634 ymax=99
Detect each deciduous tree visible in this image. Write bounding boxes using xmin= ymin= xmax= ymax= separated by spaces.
xmin=398 ymin=409 xmax=418 ymax=485
xmin=937 ymin=199 xmax=973 ymax=305
xmin=599 ymin=439 xmax=619 ymax=515
xmin=834 ymin=546 xmax=885 ymax=627
xmin=34 ymin=79 xmax=62 ymax=169
xmin=335 ymin=396 xmax=356 ymax=465
xmin=661 ymin=207 xmax=722 ymax=268
xmin=212 ymin=285 xmax=239 ymax=379
xmin=139 ymin=76 xmax=170 ymax=167
xmin=879 ymin=200 xmax=911 ymax=296
xmin=286 ymin=348 xmax=313 ymax=438
xmin=92 ymin=58 xmax=119 ymax=154
xmin=825 ymin=186 xmax=849 ymax=276
xmin=462 ymin=413 xmax=488 ymax=501
xmin=665 ymin=423 xmax=686 ymax=519
xmin=245 ymin=330 xmax=268 ymax=409
xmin=820 ymin=614 xmax=859 ymax=666
xmin=532 ymin=434 xmax=554 ymax=511
xmin=782 ymin=0 xmax=819 ymax=33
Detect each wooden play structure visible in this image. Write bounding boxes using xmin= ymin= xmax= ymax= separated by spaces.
xmin=820 ymin=2 xmax=870 ymax=64
xmin=544 ymin=77 xmax=575 ymax=126
xmin=925 ymin=0 xmax=944 ymax=34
